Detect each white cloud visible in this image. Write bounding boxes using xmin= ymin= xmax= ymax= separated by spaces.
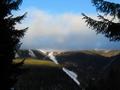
xmin=20 ymin=8 xmax=120 ymax=50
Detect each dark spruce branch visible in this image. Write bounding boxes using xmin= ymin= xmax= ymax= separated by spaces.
xmin=82 ymin=13 xmax=109 ymax=33
xmin=0 ymin=0 xmax=27 ymax=89
xmin=82 ymin=1 xmax=120 ymax=89
xmin=82 ymin=13 xmax=120 ymax=41
xmin=0 ymin=0 xmax=23 ymax=18
xmin=82 ymin=0 xmax=120 ymax=41
xmin=92 ymin=0 xmax=120 ymax=19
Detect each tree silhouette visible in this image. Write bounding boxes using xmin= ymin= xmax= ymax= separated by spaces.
xmin=82 ymin=0 xmax=120 ymax=41
xmin=82 ymin=0 xmax=120 ymax=90
xmin=0 ymin=0 xmax=27 ymax=89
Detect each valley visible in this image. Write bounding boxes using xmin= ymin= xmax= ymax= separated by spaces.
xmin=14 ymin=49 xmax=120 ymax=90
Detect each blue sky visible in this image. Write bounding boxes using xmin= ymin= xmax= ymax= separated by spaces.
xmin=21 ymin=0 xmax=119 ymax=13
xmin=18 ymin=0 xmax=120 ymax=50
xmin=21 ymin=0 xmax=96 ymax=14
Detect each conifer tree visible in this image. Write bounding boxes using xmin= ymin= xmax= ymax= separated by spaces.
xmin=0 ymin=0 xmax=27 ymax=89
xmin=82 ymin=0 xmax=120 ymax=89
xmin=82 ymin=0 xmax=120 ymax=41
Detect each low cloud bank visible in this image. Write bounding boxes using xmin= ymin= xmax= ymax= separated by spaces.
xmin=20 ymin=8 xmax=120 ymax=50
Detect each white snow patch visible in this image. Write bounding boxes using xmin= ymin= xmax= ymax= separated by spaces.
xmin=15 ymin=53 xmax=19 ymax=58
xmin=37 ymin=49 xmax=47 ymax=55
xmin=39 ymin=49 xmax=80 ymax=86
xmin=63 ymin=68 xmax=80 ymax=85
xmin=29 ymin=49 xmax=36 ymax=57
xmin=48 ymin=52 xmax=59 ymax=64
xmin=47 ymin=51 xmax=80 ymax=86
xmin=104 ymin=50 xmax=111 ymax=53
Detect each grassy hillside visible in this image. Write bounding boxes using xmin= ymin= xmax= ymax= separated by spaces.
xmin=14 ymin=59 xmax=81 ymax=90
xmin=55 ymin=51 xmax=120 ymax=88
xmin=14 ymin=50 xmax=120 ymax=90
xmin=14 ymin=58 xmax=59 ymax=67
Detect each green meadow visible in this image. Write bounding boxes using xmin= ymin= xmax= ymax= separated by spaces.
xmin=14 ymin=58 xmax=60 ymax=67
xmin=14 ymin=58 xmax=80 ymax=90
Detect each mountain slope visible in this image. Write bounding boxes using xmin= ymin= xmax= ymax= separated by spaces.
xmin=14 ymin=59 xmax=81 ymax=90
